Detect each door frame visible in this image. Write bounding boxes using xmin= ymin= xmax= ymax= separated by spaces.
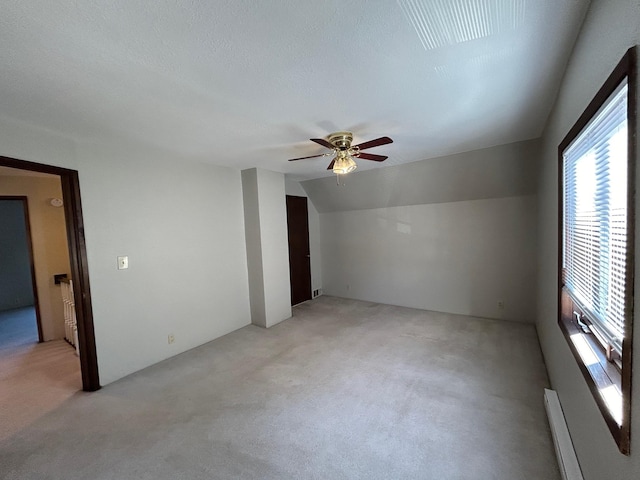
xmin=0 ymin=196 xmax=43 ymax=342
xmin=0 ymin=155 xmax=100 ymax=391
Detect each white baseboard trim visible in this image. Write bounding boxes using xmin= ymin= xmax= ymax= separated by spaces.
xmin=544 ymin=388 xmax=584 ymax=480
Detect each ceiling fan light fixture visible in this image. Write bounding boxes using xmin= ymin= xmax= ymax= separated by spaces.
xmin=287 ymin=131 xmax=392 ymax=180
xmin=332 ymin=155 xmax=357 ymax=175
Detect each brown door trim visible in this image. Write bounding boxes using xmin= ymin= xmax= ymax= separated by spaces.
xmin=0 ymin=155 xmax=100 ymax=391
xmin=0 ymin=196 xmax=43 ymax=342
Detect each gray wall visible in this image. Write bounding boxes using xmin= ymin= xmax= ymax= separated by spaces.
xmin=0 ymin=200 xmax=34 ymax=310
xmin=302 ymin=140 xmax=539 ymax=213
xmin=305 ymin=140 xmax=539 ymax=323
xmin=320 ymin=196 xmax=537 ymax=322
xmin=536 ymin=0 xmax=640 ymax=478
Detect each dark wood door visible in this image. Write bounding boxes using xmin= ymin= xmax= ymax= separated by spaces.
xmin=286 ymin=195 xmax=312 ymax=306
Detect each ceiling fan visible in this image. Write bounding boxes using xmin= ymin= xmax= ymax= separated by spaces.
xmin=288 ymin=131 xmax=393 ymax=175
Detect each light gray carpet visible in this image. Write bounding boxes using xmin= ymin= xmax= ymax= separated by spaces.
xmin=0 ymin=296 xmax=559 ymax=479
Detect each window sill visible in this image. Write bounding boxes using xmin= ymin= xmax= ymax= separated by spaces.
xmin=559 ymin=315 xmax=623 ymax=425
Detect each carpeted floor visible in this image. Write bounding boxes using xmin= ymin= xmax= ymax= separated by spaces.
xmin=0 ymin=307 xmax=81 ymax=442
xmin=0 ymin=307 xmax=39 ymax=352
xmin=0 ymin=296 xmax=559 ymax=479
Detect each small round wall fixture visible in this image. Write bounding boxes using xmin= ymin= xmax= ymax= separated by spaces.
xmin=49 ymin=198 xmax=63 ymax=207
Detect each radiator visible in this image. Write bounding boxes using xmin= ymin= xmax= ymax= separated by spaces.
xmin=544 ymin=388 xmax=583 ymax=480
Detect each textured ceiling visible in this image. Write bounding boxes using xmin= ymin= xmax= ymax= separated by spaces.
xmin=1 ymin=0 xmax=589 ymax=180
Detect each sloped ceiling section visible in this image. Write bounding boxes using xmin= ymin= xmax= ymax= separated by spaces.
xmin=300 ymin=139 xmax=540 ymax=213
xmin=0 ymin=1 xmax=589 ymax=179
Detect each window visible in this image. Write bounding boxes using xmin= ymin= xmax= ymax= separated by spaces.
xmin=558 ymin=47 xmax=636 ymax=455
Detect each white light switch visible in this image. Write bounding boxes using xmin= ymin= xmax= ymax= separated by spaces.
xmin=117 ymin=256 xmax=129 ymax=270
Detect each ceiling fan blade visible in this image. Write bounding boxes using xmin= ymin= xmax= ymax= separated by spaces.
xmin=326 ymin=159 xmax=336 ymax=170
xmin=354 ymin=136 xmax=393 ymax=150
xmin=357 ymin=152 xmax=388 ymax=162
xmin=311 ymin=138 xmax=335 ymax=150
xmin=288 ymin=154 xmax=327 ymax=161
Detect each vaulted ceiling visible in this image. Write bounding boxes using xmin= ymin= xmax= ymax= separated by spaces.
xmin=1 ymin=1 xmax=589 ymax=179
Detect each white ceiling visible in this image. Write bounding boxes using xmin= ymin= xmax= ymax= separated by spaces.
xmin=1 ymin=0 xmax=589 ymax=180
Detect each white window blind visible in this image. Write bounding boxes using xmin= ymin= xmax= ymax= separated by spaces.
xmin=563 ymin=79 xmax=628 ymax=355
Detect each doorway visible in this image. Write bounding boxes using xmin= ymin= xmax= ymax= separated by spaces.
xmin=0 ymin=155 xmax=99 ymax=391
xmin=0 ymin=197 xmax=42 ymax=344
xmin=286 ymin=195 xmax=312 ymax=306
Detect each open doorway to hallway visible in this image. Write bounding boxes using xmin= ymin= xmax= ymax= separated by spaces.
xmin=0 ymin=156 xmax=99 ymax=440
xmin=0 ymin=156 xmax=99 ymax=391
xmin=0 ymin=172 xmax=73 ymax=346
xmin=0 ymin=167 xmax=84 ymax=440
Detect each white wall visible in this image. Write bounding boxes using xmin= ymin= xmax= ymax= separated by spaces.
xmin=242 ymin=169 xmax=267 ymax=326
xmin=284 ymin=177 xmax=322 ymax=295
xmin=0 ymin=116 xmax=252 ymax=385
xmin=242 ymin=168 xmax=291 ymax=328
xmin=321 ymin=195 xmax=537 ymax=322
xmin=0 ymin=176 xmax=71 ymax=340
xmin=536 ymin=1 xmax=640 ymax=478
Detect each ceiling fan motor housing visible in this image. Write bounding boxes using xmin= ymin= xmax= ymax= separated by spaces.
xmin=328 ymin=131 xmax=353 ymax=150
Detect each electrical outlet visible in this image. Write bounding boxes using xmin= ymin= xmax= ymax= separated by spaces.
xmin=168 ymin=334 xmax=175 ymax=344
xmin=498 ymin=301 xmax=505 ymax=309
xmin=117 ymin=256 xmax=129 ymax=270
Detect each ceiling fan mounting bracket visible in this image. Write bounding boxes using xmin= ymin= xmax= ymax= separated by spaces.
xmin=328 ymin=131 xmax=353 ymax=149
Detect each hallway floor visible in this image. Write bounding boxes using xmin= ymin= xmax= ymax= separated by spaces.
xmin=0 ymin=307 xmax=81 ymax=441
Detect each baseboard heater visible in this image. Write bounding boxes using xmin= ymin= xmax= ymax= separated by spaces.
xmin=544 ymin=389 xmax=583 ymax=480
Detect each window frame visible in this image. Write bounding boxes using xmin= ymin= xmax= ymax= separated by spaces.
xmin=557 ymin=46 xmax=637 ymax=456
